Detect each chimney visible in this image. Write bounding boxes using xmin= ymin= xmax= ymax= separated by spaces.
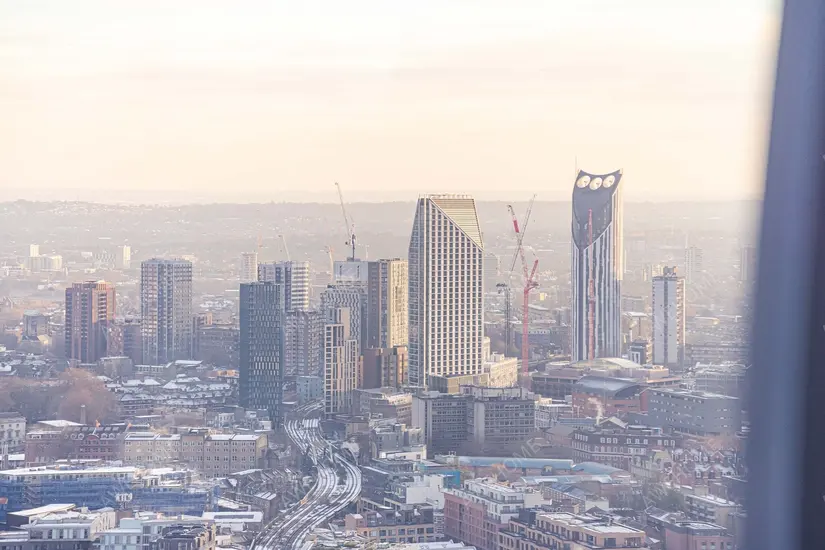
xmin=80 ymin=404 xmax=87 ymax=425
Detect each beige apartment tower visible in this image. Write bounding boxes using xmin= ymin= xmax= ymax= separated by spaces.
xmin=408 ymin=195 xmax=484 ymax=388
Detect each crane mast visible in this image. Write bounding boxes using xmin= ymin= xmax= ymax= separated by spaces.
xmin=334 ymin=182 xmax=357 ymax=261
xmin=507 ymin=197 xmax=539 ymax=380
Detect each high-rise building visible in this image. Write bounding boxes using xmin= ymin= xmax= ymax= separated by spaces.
xmin=333 ymin=259 xmax=370 ymax=284
xmin=571 ymin=170 xmax=623 ymax=362
xmin=121 ymin=318 xmax=143 ymax=365
xmin=65 ymin=281 xmax=116 ymax=363
xmin=408 ymin=195 xmax=485 ymax=388
xmin=239 ymin=281 xmax=285 ymax=423
xmin=119 ymin=245 xmax=132 ymax=270
xmin=367 ymin=258 xmax=408 ymax=349
xmin=324 ymin=307 xmax=358 ymax=417
xmin=284 ymin=309 xmax=323 ymax=377
xmin=258 ymin=261 xmax=310 ymax=312
xmin=361 ymin=346 xmax=408 ymax=389
xmin=29 ymin=244 xmax=39 ymax=258
xmin=652 ymin=267 xmax=685 ymax=368
xmin=740 ymin=244 xmax=757 ymax=283
xmin=240 ymin=252 xmax=258 ymax=283
xmin=140 ymin=259 xmax=193 ymax=364
xmin=684 ymin=246 xmax=703 ymax=284
xmin=321 ymin=284 xmax=367 ymax=355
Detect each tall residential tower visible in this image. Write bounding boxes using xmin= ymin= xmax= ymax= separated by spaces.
xmin=140 ymin=259 xmax=193 ymax=364
xmin=367 ymin=258 xmax=408 ymax=349
xmin=408 ymin=195 xmax=484 ymax=387
xmin=65 ymin=281 xmax=116 ymax=363
xmin=652 ymin=267 xmax=685 ymax=368
xmin=240 ymin=281 xmax=285 ymax=424
xmin=571 ymin=170 xmax=623 ymax=361
xmin=258 ymin=261 xmax=310 ymax=312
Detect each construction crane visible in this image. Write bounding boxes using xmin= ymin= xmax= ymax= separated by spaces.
xmin=508 ymin=196 xmax=538 ymax=378
xmin=277 ymin=234 xmax=290 ymax=261
xmin=334 ymin=182 xmax=357 ymax=260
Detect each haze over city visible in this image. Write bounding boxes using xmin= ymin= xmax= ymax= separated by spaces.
xmin=2 ymin=0 xmax=776 ymax=203
xmin=0 ymin=2 xmax=791 ymax=550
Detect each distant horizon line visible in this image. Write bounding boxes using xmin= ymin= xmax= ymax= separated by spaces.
xmin=0 ymin=197 xmax=763 ymax=207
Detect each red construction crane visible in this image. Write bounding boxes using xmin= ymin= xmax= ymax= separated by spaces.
xmin=508 ymin=196 xmax=538 ymax=378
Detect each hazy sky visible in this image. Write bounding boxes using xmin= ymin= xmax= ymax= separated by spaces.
xmin=1 ymin=1 xmax=779 ymax=203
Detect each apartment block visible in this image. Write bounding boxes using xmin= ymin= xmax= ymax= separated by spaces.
xmin=500 ymin=510 xmax=648 ymax=550
xmin=284 ymin=309 xmax=323 ymax=377
xmin=344 ymin=508 xmax=437 ymax=545
xmin=571 ymin=419 xmax=682 ymax=470
xmin=141 ymin=259 xmax=193 ymax=364
xmin=443 ymin=479 xmax=548 ymax=550
xmin=0 ymin=413 xmax=26 ymax=451
xmin=239 ymin=281 xmax=284 ymax=424
xmin=367 ymin=258 xmax=408 ymax=349
xmin=324 ymin=308 xmax=359 ymax=417
xmin=65 ymin=281 xmax=116 ymax=363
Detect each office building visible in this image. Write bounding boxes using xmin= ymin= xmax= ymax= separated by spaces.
xmin=324 ymin=308 xmax=358 ymax=417
xmin=121 ymin=318 xmax=143 ymax=365
xmin=412 ymin=386 xmax=535 ymax=454
xmin=361 ymin=346 xmax=408 ymax=389
xmin=124 ymin=431 xmax=267 ymax=476
xmin=240 ymin=251 xmax=258 ymax=283
xmin=239 ymin=282 xmax=285 ymax=424
xmin=140 ymin=259 xmax=193 ymax=364
xmin=684 ymin=246 xmax=703 ymax=284
xmin=367 ymin=258 xmax=408 ymax=349
xmin=652 ymin=267 xmax=685 ymax=368
xmin=571 ymin=170 xmax=623 ymax=362
xmin=408 ymin=195 xmax=485 ymax=387
xmin=740 ymin=244 xmax=757 ymax=283
xmin=119 ymin=245 xmax=132 ymax=270
xmin=647 ymin=388 xmax=742 ymax=436
xmin=284 ymin=309 xmax=323 ymax=377
xmin=195 ymin=324 xmax=239 ymax=367
xmin=258 ymin=260 xmax=310 ymax=312
xmin=683 ymin=342 xmax=749 ymax=367
xmin=65 ymin=281 xmax=116 ymax=363
xmin=321 ymin=284 xmax=367 ymax=355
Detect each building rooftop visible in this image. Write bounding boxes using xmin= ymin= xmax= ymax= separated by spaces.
xmin=436 ymin=455 xmax=575 ymax=471
xmin=650 ymin=387 xmax=739 ymax=400
xmin=8 ymin=504 xmax=76 ymax=517
xmin=0 ymin=465 xmax=137 ymax=477
xmin=36 ymin=420 xmax=83 ymax=428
